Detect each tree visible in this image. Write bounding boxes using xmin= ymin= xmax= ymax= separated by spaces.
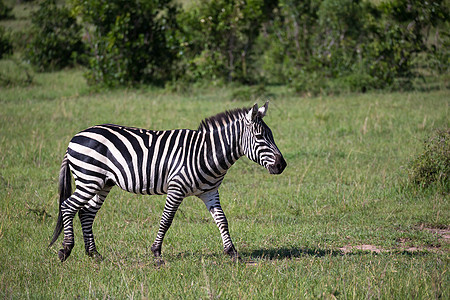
xmin=74 ymin=0 xmax=180 ymax=86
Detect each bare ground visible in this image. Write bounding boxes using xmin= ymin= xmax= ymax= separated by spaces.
xmin=339 ymin=227 xmax=450 ymax=254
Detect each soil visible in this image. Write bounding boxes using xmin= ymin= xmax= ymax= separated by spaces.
xmin=244 ymin=226 xmax=449 ymax=265
xmin=339 ymin=226 xmax=449 ymax=254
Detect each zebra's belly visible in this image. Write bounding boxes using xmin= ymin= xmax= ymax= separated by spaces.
xmin=112 ymin=170 xmax=170 ymax=196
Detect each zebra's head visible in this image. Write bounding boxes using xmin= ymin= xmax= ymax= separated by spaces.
xmin=242 ymin=102 xmax=286 ymax=175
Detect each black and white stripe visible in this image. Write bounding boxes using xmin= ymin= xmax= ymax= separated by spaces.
xmin=49 ymin=102 xmax=286 ymax=261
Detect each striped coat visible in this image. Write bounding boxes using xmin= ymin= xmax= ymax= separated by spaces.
xmin=50 ymin=102 xmax=286 ymax=262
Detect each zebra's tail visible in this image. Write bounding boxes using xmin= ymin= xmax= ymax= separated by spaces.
xmin=49 ymin=153 xmax=72 ymax=247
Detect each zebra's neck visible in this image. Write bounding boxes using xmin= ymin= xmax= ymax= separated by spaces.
xmin=201 ymin=117 xmax=245 ymax=176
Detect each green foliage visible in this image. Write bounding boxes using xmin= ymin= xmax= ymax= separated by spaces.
xmin=73 ymin=0 xmax=180 ymax=87
xmin=256 ymin=0 xmax=319 ymax=84
xmin=25 ymin=0 xmax=85 ymax=72
xmin=258 ymin=0 xmax=386 ymax=92
xmin=0 ymin=26 xmax=13 ymax=59
xmin=409 ymin=129 xmax=450 ymax=190
xmin=0 ymin=0 xmax=13 ymax=20
xmin=377 ymin=0 xmax=449 ymax=83
xmin=256 ymin=0 xmax=449 ymax=94
xmin=178 ymin=0 xmax=278 ymax=84
xmin=9 ymin=0 xmax=447 ymax=89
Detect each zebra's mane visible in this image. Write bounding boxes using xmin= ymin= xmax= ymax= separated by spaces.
xmin=198 ymin=107 xmax=249 ymax=132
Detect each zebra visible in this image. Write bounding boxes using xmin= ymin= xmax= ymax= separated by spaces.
xmin=49 ymin=102 xmax=286 ymax=262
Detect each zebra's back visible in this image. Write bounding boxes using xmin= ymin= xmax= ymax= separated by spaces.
xmin=67 ymin=124 xmax=197 ymax=196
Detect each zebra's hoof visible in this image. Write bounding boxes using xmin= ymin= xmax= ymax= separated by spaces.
xmin=154 ymin=257 xmax=165 ymax=267
xmin=224 ymin=246 xmax=241 ymax=261
xmin=88 ymin=250 xmax=103 ymax=262
xmin=58 ymin=249 xmax=69 ymax=262
xmin=151 ymin=245 xmax=161 ymax=257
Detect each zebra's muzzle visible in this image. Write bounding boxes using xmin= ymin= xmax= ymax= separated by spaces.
xmin=268 ymin=154 xmax=286 ymax=175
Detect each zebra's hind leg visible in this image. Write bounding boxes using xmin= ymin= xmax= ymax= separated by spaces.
xmin=59 ymin=202 xmax=76 ymax=262
xmin=59 ymin=187 xmax=98 ymax=262
xmin=151 ymin=189 xmax=185 ymax=260
xmin=79 ymin=186 xmax=112 ymax=261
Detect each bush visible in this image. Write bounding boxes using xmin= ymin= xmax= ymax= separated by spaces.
xmin=0 ymin=0 xmax=13 ymax=20
xmin=178 ymin=0 xmax=278 ymax=84
xmin=74 ymin=0 xmax=180 ymax=87
xmin=0 ymin=26 xmax=13 ymax=59
xmin=257 ymin=0 xmax=449 ymax=94
xmin=17 ymin=0 xmax=448 ymax=90
xmin=256 ymin=0 xmax=387 ymax=92
xmin=255 ymin=0 xmax=319 ymax=85
xmin=25 ymin=0 xmax=85 ymax=71
xmin=409 ymin=129 xmax=449 ymax=190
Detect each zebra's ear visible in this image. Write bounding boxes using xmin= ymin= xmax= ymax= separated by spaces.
xmin=258 ymin=101 xmax=269 ymax=118
xmin=246 ymin=103 xmax=259 ymax=122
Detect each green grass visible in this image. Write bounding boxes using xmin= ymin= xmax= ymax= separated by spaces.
xmin=0 ymin=69 xmax=449 ymax=298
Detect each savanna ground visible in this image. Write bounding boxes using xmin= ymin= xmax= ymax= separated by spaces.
xmin=0 ymin=68 xmax=449 ymax=298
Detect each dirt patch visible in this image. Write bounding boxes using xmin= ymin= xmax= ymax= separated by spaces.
xmin=339 ymin=245 xmax=383 ymax=254
xmin=338 ymin=244 xmax=439 ymax=254
xmin=339 ymin=226 xmax=449 ymax=254
xmin=424 ymin=227 xmax=450 ymax=241
xmin=244 ymin=227 xmax=450 ymax=262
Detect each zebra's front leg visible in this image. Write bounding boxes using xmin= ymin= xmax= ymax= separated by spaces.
xmin=198 ymin=191 xmax=239 ymax=259
xmin=151 ymin=189 xmax=185 ymax=258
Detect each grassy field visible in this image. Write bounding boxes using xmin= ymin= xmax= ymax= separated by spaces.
xmin=0 ymin=69 xmax=449 ymax=298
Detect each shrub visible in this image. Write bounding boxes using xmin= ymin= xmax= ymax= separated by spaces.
xmin=0 ymin=0 xmax=13 ymax=20
xmin=263 ymin=0 xmax=319 ymax=82
xmin=178 ymin=0 xmax=278 ymax=84
xmin=74 ymin=0 xmax=180 ymax=87
xmin=258 ymin=0 xmax=449 ymax=94
xmin=376 ymin=0 xmax=448 ymax=85
xmin=0 ymin=26 xmax=13 ymax=59
xmin=25 ymin=0 xmax=85 ymax=71
xmin=257 ymin=0 xmax=384 ymax=92
xmin=409 ymin=129 xmax=449 ymax=190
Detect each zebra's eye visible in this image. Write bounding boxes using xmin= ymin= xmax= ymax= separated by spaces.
xmin=255 ymin=134 xmax=264 ymax=139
